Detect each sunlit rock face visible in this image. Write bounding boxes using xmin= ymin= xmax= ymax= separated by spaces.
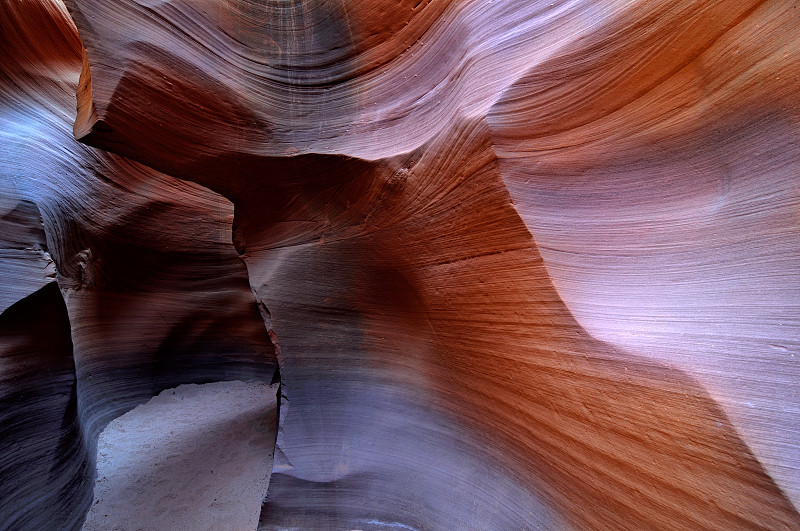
xmin=1 ymin=0 xmax=799 ymax=529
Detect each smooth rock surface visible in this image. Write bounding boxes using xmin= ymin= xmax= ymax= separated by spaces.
xmin=83 ymin=381 xmax=278 ymax=531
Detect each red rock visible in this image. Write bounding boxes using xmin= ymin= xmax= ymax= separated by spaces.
xmin=1 ymin=0 xmax=798 ymax=529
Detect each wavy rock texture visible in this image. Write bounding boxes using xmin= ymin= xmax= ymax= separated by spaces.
xmin=1 ymin=1 xmax=277 ymax=528
xmin=1 ymin=0 xmax=799 ymax=529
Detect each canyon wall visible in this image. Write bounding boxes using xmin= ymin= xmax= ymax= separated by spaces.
xmin=1 ymin=0 xmax=798 ymax=529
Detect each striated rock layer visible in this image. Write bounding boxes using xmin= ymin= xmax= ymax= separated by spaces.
xmin=1 ymin=0 xmax=799 ymax=529
xmin=1 ymin=1 xmax=278 ymax=528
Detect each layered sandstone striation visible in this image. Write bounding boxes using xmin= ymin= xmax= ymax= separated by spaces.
xmin=1 ymin=0 xmax=799 ymax=529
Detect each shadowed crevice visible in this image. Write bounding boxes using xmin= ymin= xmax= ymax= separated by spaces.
xmin=0 ymin=282 xmax=91 ymax=530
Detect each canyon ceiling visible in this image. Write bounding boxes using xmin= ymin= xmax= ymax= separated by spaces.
xmin=1 ymin=0 xmax=799 ymax=529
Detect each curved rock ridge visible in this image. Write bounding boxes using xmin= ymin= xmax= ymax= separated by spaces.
xmin=65 ymin=0 xmax=627 ymax=164
xmin=239 ymin=117 xmax=799 ymax=530
xmin=0 ymin=201 xmax=57 ymax=315
xmin=1 ymin=0 xmax=799 ymax=529
xmin=0 ymin=283 xmax=87 ymax=530
xmin=1 ymin=1 xmax=278 ymax=528
xmin=487 ymin=0 xmax=800 ymax=506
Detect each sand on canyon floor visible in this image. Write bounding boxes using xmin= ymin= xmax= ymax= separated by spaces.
xmin=82 ymin=380 xmax=278 ymax=531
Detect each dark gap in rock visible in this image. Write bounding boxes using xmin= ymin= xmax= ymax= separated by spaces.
xmin=0 ymin=282 xmax=91 ymax=530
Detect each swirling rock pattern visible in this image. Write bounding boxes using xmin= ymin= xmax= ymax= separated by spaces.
xmin=1 ymin=1 xmax=277 ymax=528
xmin=1 ymin=0 xmax=798 ymax=529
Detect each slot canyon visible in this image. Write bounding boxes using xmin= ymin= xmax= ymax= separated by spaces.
xmin=1 ymin=0 xmax=799 ymax=529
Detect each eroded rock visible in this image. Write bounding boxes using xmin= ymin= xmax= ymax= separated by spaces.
xmin=1 ymin=0 xmax=799 ymax=529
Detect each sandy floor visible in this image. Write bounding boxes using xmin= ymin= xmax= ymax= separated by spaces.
xmin=82 ymin=381 xmax=278 ymax=531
